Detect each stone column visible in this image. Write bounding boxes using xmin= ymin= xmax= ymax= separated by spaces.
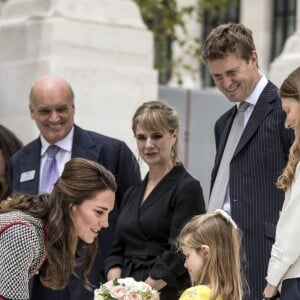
xmin=240 ymin=0 xmax=273 ymax=76
xmin=269 ymin=0 xmax=300 ymax=86
xmin=0 ymin=0 xmax=157 ymax=158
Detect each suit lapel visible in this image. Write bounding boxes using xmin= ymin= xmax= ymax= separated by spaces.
xmin=215 ymin=107 xmax=237 ymax=169
xmin=234 ymin=82 xmax=276 ymax=156
xmin=140 ymin=165 xmax=183 ymax=214
xmin=71 ymin=125 xmax=102 ymax=161
xmin=19 ymin=138 xmax=41 ymax=193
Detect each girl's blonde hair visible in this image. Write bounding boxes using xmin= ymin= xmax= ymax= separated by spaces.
xmin=277 ymin=67 xmax=300 ymax=191
xmin=178 ymin=211 xmax=245 ymax=300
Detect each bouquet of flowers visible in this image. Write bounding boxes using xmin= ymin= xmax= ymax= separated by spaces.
xmin=94 ymin=277 xmax=160 ymax=300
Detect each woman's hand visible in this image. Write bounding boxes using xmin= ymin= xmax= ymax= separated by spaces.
xmin=145 ymin=277 xmax=166 ymax=291
xmin=263 ymin=283 xmax=279 ymax=299
xmin=106 ymin=267 xmax=121 ymax=281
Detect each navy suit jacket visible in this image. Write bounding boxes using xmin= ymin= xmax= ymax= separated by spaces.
xmin=210 ymin=82 xmax=294 ymax=300
xmin=9 ymin=125 xmax=141 ymax=300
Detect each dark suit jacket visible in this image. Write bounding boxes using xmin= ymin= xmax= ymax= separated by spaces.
xmin=210 ymin=82 xmax=294 ymax=300
xmin=105 ymin=164 xmax=205 ymax=300
xmin=9 ymin=125 xmax=141 ymax=300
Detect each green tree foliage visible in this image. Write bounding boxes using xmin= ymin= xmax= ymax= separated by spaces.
xmin=134 ymin=0 xmax=194 ymax=84
xmin=134 ymin=0 xmax=239 ymax=85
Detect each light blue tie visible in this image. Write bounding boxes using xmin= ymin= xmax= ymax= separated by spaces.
xmin=40 ymin=145 xmax=60 ymax=193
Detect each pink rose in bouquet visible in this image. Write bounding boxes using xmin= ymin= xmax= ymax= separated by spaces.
xmin=94 ymin=277 xmax=160 ymax=300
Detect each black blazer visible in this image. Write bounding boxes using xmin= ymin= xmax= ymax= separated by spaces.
xmin=105 ymin=164 xmax=205 ymax=300
xmin=210 ymin=82 xmax=294 ymax=299
xmin=9 ymin=125 xmax=141 ymax=300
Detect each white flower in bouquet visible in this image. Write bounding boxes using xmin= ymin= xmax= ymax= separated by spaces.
xmin=94 ymin=277 xmax=160 ymax=300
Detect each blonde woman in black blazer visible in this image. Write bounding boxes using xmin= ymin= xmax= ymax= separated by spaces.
xmin=105 ymin=101 xmax=205 ymax=300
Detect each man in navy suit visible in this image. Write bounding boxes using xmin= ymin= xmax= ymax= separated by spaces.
xmin=202 ymin=23 xmax=294 ymax=299
xmin=9 ymin=75 xmax=141 ymax=300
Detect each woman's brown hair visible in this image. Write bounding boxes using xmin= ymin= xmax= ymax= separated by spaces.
xmin=1 ymin=158 xmax=116 ymax=290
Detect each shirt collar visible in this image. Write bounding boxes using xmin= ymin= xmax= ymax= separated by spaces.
xmin=40 ymin=126 xmax=74 ymax=156
xmin=242 ymin=75 xmax=268 ymax=107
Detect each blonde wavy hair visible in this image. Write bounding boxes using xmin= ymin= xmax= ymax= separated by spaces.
xmin=178 ymin=211 xmax=246 ymax=300
xmin=277 ymin=67 xmax=300 ymax=191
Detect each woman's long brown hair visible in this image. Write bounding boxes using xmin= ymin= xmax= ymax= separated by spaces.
xmin=0 ymin=158 xmax=116 ymax=290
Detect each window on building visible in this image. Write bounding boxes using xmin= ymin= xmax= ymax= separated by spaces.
xmin=272 ymin=0 xmax=296 ymax=60
xmin=201 ymin=1 xmax=240 ymax=88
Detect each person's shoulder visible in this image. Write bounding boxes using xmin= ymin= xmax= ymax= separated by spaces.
xmin=180 ymin=285 xmax=213 ymax=300
xmin=175 ymin=164 xmax=200 ymax=184
xmin=262 ymin=80 xmax=281 ymax=102
xmin=76 ymin=125 xmax=126 ymax=146
xmin=11 ymin=138 xmax=40 ymax=160
xmin=0 ymin=211 xmax=43 ymax=233
xmin=21 ymin=137 xmax=40 ymax=148
xmin=264 ymin=80 xmax=278 ymax=92
xmin=172 ymin=165 xmax=203 ymax=197
xmin=260 ymin=81 xmax=288 ymax=120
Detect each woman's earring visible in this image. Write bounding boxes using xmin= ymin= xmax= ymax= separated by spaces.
xmin=171 ymin=144 xmax=175 ymax=159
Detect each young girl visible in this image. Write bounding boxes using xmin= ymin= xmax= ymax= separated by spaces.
xmin=178 ymin=210 xmax=245 ymax=300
